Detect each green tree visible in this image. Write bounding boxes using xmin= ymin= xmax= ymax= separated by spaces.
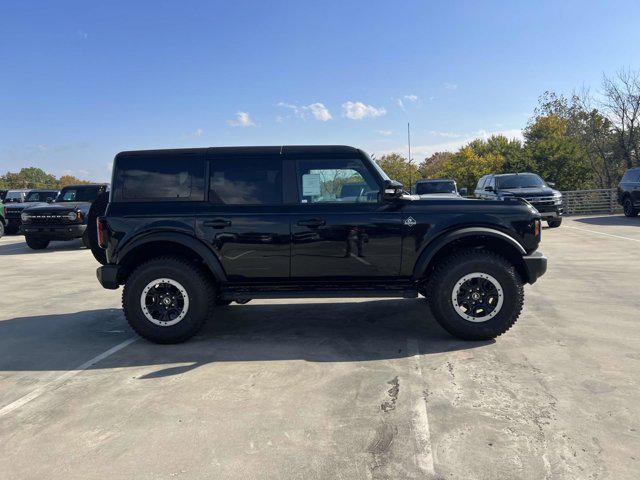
xmin=0 ymin=167 xmax=58 ymax=189
xmin=376 ymin=153 xmax=418 ymax=190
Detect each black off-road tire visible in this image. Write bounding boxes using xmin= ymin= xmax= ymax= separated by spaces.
xmin=5 ymin=225 xmax=18 ymax=235
xmin=25 ymin=236 xmax=50 ymax=250
xmin=86 ymin=191 xmax=109 ymax=264
xmin=623 ymin=197 xmax=638 ymax=217
xmin=82 ymin=230 xmax=92 ymax=249
xmin=547 ymin=218 xmax=562 ymax=228
xmin=0 ymin=221 xmax=4 ymax=239
xmin=426 ymin=249 xmax=524 ymax=341
xmin=122 ymin=256 xmax=216 ymax=344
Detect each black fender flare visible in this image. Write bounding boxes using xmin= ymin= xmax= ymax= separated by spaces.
xmin=412 ymin=227 xmax=526 ymax=280
xmin=118 ymin=231 xmax=227 ymax=283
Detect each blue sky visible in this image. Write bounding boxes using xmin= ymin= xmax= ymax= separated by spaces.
xmin=1 ymin=0 xmax=639 ymax=182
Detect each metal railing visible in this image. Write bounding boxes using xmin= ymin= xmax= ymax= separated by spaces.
xmin=561 ymin=188 xmax=621 ymax=215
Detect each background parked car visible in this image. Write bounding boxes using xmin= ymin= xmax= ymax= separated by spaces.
xmin=0 ymin=202 xmax=5 ymax=238
xmin=21 ymin=184 xmax=108 ymax=250
xmin=2 ymin=189 xmax=30 ymax=204
xmin=3 ymin=189 xmax=58 ymax=234
xmin=413 ymin=179 xmax=462 ymax=197
xmin=475 ymin=172 xmax=564 ymax=227
xmin=617 ymin=167 xmax=640 ymax=217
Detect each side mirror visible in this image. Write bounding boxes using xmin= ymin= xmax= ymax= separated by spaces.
xmin=459 ymin=187 xmax=468 ymax=196
xmin=382 ymin=179 xmax=404 ymax=200
xmin=484 ymin=186 xmax=494 ymax=192
xmin=547 ymin=182 xmax=556 ymax=188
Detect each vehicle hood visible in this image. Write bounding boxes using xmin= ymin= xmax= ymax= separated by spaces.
xmin=498 ymin=187 xmax=558 ymax=197
xmin=24 ymin=201 xmax=90 ymax=213
xmin=4 ymin=202 xmax=49 ymax=212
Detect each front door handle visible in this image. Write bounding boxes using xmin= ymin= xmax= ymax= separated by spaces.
xmin=203 ymin=219 xmax=231 ymax=228
xmin=297 ymin=218 xmax=326 ymax=227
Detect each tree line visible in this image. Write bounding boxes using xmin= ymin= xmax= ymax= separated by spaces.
xmin=0 ymin=167 xmax=93 ymax=190
xmin=376 ymin=69 xmax=640 ymax=193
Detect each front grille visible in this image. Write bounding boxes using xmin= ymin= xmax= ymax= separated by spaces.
xmin=4 ymin=209 xmax=22 ymax=219
xmin=523 ymin=196 xmax=556 ymax=206
xmin=26 ymin=214 xmax=71 ymax=225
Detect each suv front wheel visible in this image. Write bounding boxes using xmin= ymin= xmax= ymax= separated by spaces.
xmin=25 ymin=236 xmax=50 ymax=250
xmin=427 ymin=249 xmax=524 ymax=340
xmin=623 ymin=197 xmax=638 ymax=217
xmin=122 ymin=256 xmax=215 ymax=343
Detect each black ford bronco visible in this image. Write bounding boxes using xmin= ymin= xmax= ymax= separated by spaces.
xmin=21 ymin=184 xmax=108 ymax=250
xmin=96 ymin=146 xmax=547 ymax=344
xmin=3 ymin=189 xmax=59 ymax=234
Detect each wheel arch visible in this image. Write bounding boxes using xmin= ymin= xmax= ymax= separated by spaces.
xmin=413 ymin=227 xmax=529 ymax=283
xmin=117 ymin=232 xmax=227 ymax=284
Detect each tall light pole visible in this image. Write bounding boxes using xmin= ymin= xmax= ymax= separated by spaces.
xmin=407 ymin=122 xmax=412 ymax=191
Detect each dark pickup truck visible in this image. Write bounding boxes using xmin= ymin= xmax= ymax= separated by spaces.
xmin=96 ymin=146 xmax=547 ymax=344
xmin=21 ymin=184 xmax=108 ymax=250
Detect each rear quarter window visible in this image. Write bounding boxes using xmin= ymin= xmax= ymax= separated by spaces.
xmin=114 ymin=152 xmax=205 ymax=201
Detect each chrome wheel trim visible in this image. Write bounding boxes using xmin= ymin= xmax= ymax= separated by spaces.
xmin=451 ymin=272 xmax=504 ymax=323
xmin=140 ymin=278 xmax=190 ymax=326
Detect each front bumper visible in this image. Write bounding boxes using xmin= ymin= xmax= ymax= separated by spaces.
xmin=522 ymin=251 xmax=547 ymax=284
xmin=96 ymin=265 xmax=120 ymax=290
xmin=21 ymin=223 xmax=86 ymax=239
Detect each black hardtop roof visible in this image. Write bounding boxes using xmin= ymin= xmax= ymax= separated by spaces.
xmin=60 ymin=184 xmax=109 ymax=189
xmin=30 ymin=189 xmax=59 ymax=192
xmin=116 ymin=145 xmax=364 ymax=158
xmin=417 ymin=178 xmax=456 ymax=183
xmin=492 ymin=172 xmax=539 ymax=177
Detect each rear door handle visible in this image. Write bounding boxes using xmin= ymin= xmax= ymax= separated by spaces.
xmin=203 ymin=219 xmax=231 ymax=228
xmin=297 ymin=218 xmax=326 ymax=227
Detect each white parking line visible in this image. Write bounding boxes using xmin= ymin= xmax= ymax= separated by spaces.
xmin=0 ymin=337 xmax=137 ymax=417
xmin=407 ymin=338 xmax=436 ymax=477
xmin=565 ymin=226 xmax=640 ymax=243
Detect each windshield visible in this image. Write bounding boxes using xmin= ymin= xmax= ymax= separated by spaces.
xmin=416 ymin=181 xmax=456 ymax=194
xmin=25 ymin=191 xmax=57 ymax=202
xmin=4 ymin=191 xmax=25 ymax=203
xmin=497 ymin=174 xmax=545 ymax=189
xmin=56 ymin=187 xmax=100 ymax=202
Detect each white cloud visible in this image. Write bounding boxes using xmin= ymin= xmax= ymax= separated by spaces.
xmin=106 ymin=162 xmax=113 ymax=172
xmin=227 ymin=111 xmax=255 ymax=127
xmin=376 ymin=129 xmax=393 ymax=136
xmin=342 ymin=101 xmax=386 ymax=120
xmin=429 ymin=130 xmax=462 ymax=138
xmin=307 ymin=103 xmax=332 ymax=121
xmin=77 ymin=30 xmax=88 ymax=39
xmin=444 ymin=82 xmax=458 ymax=91
xmin=396 ymin=94 xmax=418 ymax=111
xmin=184 ymin=128 xmax=203 ymax=138
xmin=277 ymin=102 xmax=332 ymax=121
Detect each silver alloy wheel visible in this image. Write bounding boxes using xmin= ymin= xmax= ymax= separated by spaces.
xmin=451 ymin=272 xmax=504 ymax=323
xmin=140 ymin=278 xmax=190 ymax=326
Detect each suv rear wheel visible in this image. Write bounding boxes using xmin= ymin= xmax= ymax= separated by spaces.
xmin=623 ymin=197 xmax=638 ymax=217
xmin=25 ymin=236 xmax=50 ymax=250
xmin=122 ymin=256 xmax=215 ymax=344
xmin=427 ymin=249 xmax=524 ymax=340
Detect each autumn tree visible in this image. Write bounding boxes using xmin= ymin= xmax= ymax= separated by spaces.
xmin=376 ymin=153 xmax=418 ymax=190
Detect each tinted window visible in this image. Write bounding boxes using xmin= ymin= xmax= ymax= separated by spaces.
xmin=209 ymin=158 xmax=282 ymax=205
xmin=497 ymin=174 xmax=545 ymax=189
xmin=622 ymin=170 xmax=640 ymax=183
xmin=26 ymin=191 xmax=56 ymax=202
xmin=416 ymin=181 xmax=456 ymax=194
xmin=476 ymin=177 xmax=487 ymax=190
xmin=296 ymin=158 xmax=379 ymax=204
xmin=57 ymin=187 xmax=101 ymax=202
xmin=118 ymin=153 xmax=205 ymax=200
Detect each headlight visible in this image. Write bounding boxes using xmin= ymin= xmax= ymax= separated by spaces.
xmin=67 ymin=211 xmax=78 ymax=221
xmin=21 ymin=212 xmax=29 ymax=222
xmin=552 ymin=192 xmax=563 ymax=205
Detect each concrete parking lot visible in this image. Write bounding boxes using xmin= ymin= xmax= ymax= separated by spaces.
xmin=0 ymin=215 xmax=639 ymax=480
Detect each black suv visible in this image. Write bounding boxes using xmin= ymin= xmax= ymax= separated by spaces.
xmin=96 ymin=146 xmax=546 ymax=344
xmin=21 ymin=184 xmax=108 ymax=250
xmin=475 ymin=173 xmax=563 ymax=227
xmin=617 ymin=167 xmax=640 ymax=217
xmin=3 ymin=189 xmax=58 ymax=234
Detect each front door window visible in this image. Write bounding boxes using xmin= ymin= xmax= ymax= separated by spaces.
xmin=296 ymin=159 xmax=379 ymax=204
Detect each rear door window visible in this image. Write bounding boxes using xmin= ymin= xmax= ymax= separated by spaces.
xmin=117 ymin=152 xmax=205 ymax=201
xmin=209 ymin=158 xmax=283 ymax=205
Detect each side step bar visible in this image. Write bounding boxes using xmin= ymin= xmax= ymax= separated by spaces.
xmin=220 ymin=287 xmax=419 ymax=300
